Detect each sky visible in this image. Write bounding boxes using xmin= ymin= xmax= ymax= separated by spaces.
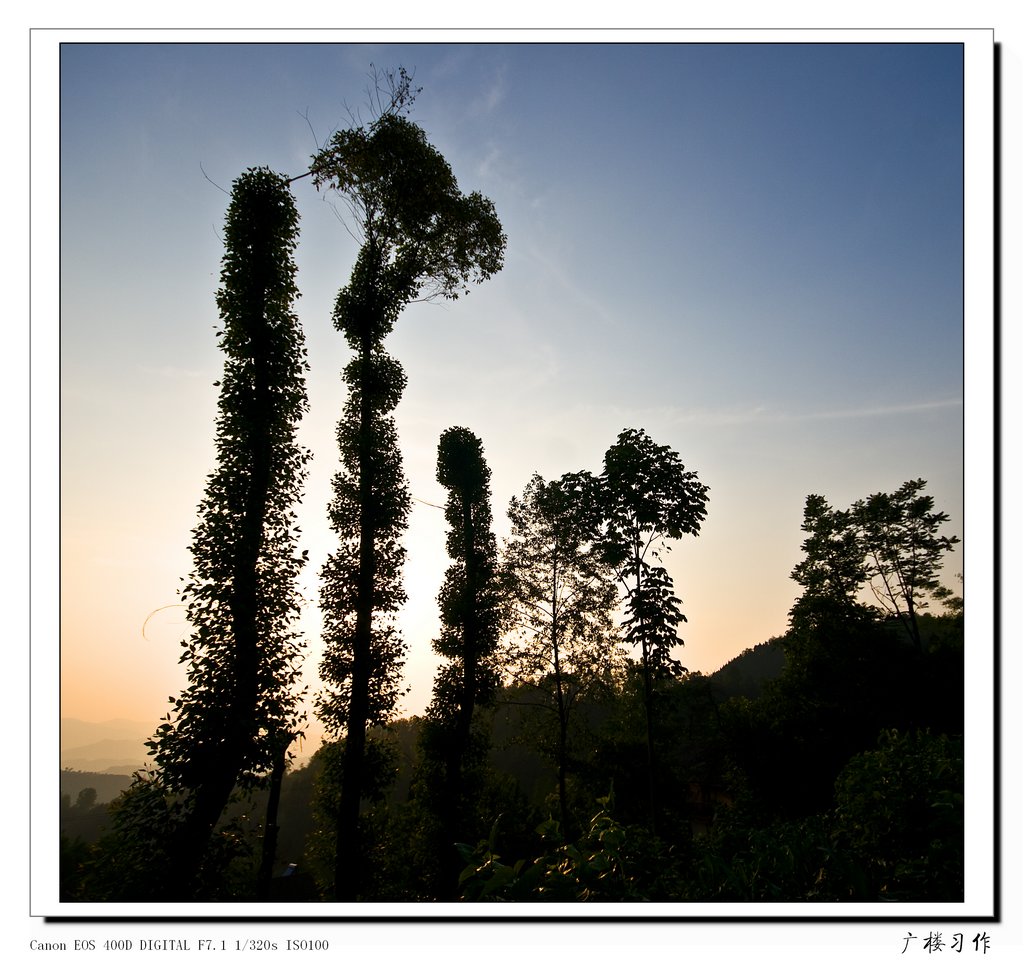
xmin=57 ymin=40 xmax=972 ymax=751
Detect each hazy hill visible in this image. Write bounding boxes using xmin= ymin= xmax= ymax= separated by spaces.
xmin=61 ymin=718 xmax=153 ymax=773
xmin=61 ymin=768 xmax=134 ymax=805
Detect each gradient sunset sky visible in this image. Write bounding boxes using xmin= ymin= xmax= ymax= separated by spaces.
xmin=57 ymin=39 xmax=976 ymax=748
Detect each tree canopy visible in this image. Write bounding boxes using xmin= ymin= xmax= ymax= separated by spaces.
xmin=310 ymin=103 xmax=506 ymax=327
xmin=791 ymin=480 xmax=960 ymax=651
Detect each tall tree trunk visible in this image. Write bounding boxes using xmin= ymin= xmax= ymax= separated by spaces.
xmin=551 ymin=555 xmax=570 ymax=833
xmin=634 ymin=546 xmax=657 ymax=832
xmin=257 ymin=733 xmax=291 ymax=900
xmin=169 ymin=296 xmax=275 ymax=898
xmin=642 ymin=639 xmax=657 ymax=832
xmin=333 ymin=328 xmax=377 ymax=901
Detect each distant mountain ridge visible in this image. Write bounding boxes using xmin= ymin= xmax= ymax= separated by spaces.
xmin=61 ymin=717 xmax=153 ymax=774
xmin=58 ymin=640 xmax=786 ymax=778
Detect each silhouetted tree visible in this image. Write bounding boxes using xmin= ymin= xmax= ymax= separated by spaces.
xmin=599 ymin=429 xmax=709 ymax=826
xmin=852 ymin=479 xmax=960 ymax=651
xmin=500 ymin=472 xmax=621 ymax=832
xmin=432 ymin=438 xmax=501 ymax=788
xmin=414 ymin=428 xmax=503 ymax=893
xmin=73 ymin=787 xmax=97 ymax=812
xmin=311 ymin=69 xmax=506 ymax=899
xmin=789 ymin=493 xmax=874 ymax=632
xmin=727 ymin=480 xmax=961 ymax=824
xmin=431 ymin=428 xmax=502 ymax=747
xmin=789 ymin=481 xmax=960 ymax=652
xmin=147 ymin=167 xmax=309 ymax=896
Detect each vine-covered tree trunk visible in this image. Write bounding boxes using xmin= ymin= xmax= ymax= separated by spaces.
xmin=334 ymin=326 xmax=389 ymax=901
xmin=147 ymin=168 xmax=309 ymax=898
xmin=319 ymin=285 xmax=411 ymax=900
xmin=419 ymin=427 xmax=501 ymax=895
xmin=256 ymin=732 xmax=292 ymax=899
xmin=310 ymin=72 xmax=504 ymax=899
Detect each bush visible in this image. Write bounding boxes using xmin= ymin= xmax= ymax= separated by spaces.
xmin=830 ymin=729 xmax=963 ymax=901
xmin=457 ymin=796 xmax=680 ymax=902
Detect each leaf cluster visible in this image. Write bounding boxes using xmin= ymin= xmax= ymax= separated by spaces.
xmin=457 ymin=796 xmax=669 ymax=902
xmin=601 ymin=428 xmax=709 ymax=565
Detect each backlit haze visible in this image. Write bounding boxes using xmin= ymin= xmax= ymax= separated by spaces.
xmin=57 ymin=40 xmax=974 ymax=760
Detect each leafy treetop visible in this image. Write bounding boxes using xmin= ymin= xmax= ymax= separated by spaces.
xmin=309 ymin=112 xmax=506 ymax=337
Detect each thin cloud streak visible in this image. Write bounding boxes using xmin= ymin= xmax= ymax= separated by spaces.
xmin=806 ymin=398 xmax=963 ymax=422
xmin=523 ymin=243 xmax=619 ymax=329
xmin=658 ymin=397 xmax=964 ymax=430
xmin=470 ymin=64 xmax=506 ymax=117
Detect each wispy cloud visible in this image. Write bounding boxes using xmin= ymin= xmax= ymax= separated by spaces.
xmin=524 ymin=243 xmax=618 ymax=329
xmin=624 ymin=398 xmax=964 ymax=431
xmin=470 ymin=64 xmax=507 ymax=117
xmin=803 ymin=398 xmax=963 ymax=422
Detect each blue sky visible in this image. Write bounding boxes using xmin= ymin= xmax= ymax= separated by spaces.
xmin=59 ymin=41 xmax=969 ymax=732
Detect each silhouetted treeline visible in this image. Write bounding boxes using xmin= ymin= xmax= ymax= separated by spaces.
xmin=61 ymin=601 xmax=963 ymax=903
